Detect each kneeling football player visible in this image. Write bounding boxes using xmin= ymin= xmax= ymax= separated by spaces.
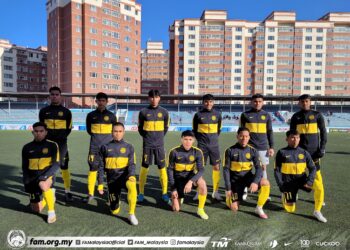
xmin=167 ymin=130 xmax=209 ymax=220
xmin=274 ymin=129 xmax=327 ymax=223
xmin=99 ymin=122 xmax=138 ymax=225
xmin=22 ymin=122 xmax=59 ymax=223
xmin=223 ymin=127 xmax=270 ymax=219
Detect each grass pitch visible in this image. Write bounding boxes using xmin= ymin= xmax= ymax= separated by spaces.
xmin=0 ymin=131 xmax=349 ymax=249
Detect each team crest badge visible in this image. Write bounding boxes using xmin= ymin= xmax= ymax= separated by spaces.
xmin=261 ymin=115 xmax=266 ymax=120
xmin=298 ymin=154 xmax=304 ymax=160
xmin=42 ymin=148 xmax=48 ymax=154
xmin=120 ymin=147 xmax=126 ymax=153
xmin=245 ymin=153 xmax=251 ymax=159
xmin=212 ymin=115 xmax=216 ymax=121
xmin=309 ymin=115 xmax=315 ymax=120
xmin=58 ymin=111 xmax=64 ymax=117
xmin=104 ymin=116 xmax=109 ymax=121
xmin=157 ymin=112 xmax=163 ymax=118
xmin=189 ymin=155 xmax=195 ymax=161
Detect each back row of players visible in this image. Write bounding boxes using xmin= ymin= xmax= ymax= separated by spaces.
xmin=22 ymin=87 xmax=327 ymax=225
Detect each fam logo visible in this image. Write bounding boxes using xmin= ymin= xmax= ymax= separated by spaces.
xmin=211 ymin=237 xmax=231 ymax=248
xmin=7 ymin=230 xmax=26 ymax=249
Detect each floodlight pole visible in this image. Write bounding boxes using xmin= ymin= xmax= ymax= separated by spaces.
xmin=8 ymin=96 xmax=11 ymax=115
xmin=36 ymin=96 xmax=39 ymax=116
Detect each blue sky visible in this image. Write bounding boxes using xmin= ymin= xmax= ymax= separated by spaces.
xmin=0 ymin=0 xmax=349 ymax=49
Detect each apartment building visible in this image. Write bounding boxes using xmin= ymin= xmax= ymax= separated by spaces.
xmin=0 ymin=39 xmax=48 ymax=100
xmin=141 ymin=41 xmax=169 ymax=95
xmin=46 ymin=0 xmax=141 ymax=106
xmin=169 ymin=10 xmax=350 ymax=100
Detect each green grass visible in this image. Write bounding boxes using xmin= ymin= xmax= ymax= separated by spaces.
xmin=0 ymin=131 xmax=350 ymax=249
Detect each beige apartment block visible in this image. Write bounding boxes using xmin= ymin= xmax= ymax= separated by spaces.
xmin=141 ymin=41 xmax=169 ymax=95
xmin=169 ymin=10 xmax=350 ymax=101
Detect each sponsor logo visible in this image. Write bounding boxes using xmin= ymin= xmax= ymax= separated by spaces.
xmin=300 ymin=240 xmax=311 ymax=248
xmin=211 ymin=237 xmax=231 ymax=248
xmin=284 ymin=242 xmax=293 ymax=246
xmin=269 ymin=240 xmax=278 ymax=248
xmin=234 ymin=241 xmax=262 ymax=248
xmin=7 ymin=230 xmax=26 ymax=249
xmin=315 ymin=241 xmax=340 ymax=247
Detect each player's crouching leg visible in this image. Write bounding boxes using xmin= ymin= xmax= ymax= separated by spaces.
xmin=126 ymin=176 xmax=138 ymax=226
xmin=255 ymin=178 xmax=270 ymax=219
xmin=196 ymin=178 xmax=209 ymax=220
xmin=39 ymin=177 xmax=56 ymax=224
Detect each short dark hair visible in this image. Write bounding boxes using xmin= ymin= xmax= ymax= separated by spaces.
xmin=112 ymin=122 xmax=125 ymax=129
xmin=181 ymin=130 xmax=195 ymax=138
xmin=251 ymin=94 xmax=264 ymax=100
xmin=96 ymin=92 xmax=108 ymax=100
xmin=49 ymin=86 xmax=61 ymax=94
xmin=33 ymin=122 xmax=47 ymax=130
xmin=286 ymin=129 xmax=300 ymax=137
xmin=202 ymin=94 xmax=214 ymax=102
xmin=148 ymin=89 xmax=160 ymax=98
xmin=298 ymin=94 xmax=311 ymax=101
xmin=237 ymin=127 xmax=250 ymax=134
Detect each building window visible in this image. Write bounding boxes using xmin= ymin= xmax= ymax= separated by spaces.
xmin=90 ymin=5 xmax=97 ymax=12
xmin=304 ymin=86 xmax=310 ymax=90
xmin=188 ymin=26 xmax=195 ymax=31
xmin=268 ymin=36 xmax=275 ymax=40
xmin=267 ymin=77 xmax=274 ymax=82
xmin=90 ymin=28 xmax=98 ymax=34
xmin=90 ymin=72 xmax=98 ymax=78
xmin=124 ymin=5 xmax=131 ymax=11
xmin=305 ymin=36 xmax=312 ymax=41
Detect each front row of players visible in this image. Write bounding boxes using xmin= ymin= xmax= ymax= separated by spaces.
xmin=22 ymin=122 xmax=326 ymax=224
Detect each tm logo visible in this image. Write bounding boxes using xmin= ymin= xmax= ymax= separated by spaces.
xmin=211 ymin=237 xmax=231 ymax=248
xmin=269 ymin=240 xmax=278 ymax=249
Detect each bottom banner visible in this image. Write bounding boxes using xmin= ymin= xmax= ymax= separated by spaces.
xmin=26 ymin=236 xmax=210 ymax=248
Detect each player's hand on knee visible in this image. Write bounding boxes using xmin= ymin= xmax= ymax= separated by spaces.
xmin=268 ymin=148 xmax=275 ymax=157
xmin=303 ymin=183 xmax=313 ymax=192
xmin=225 ymin=190 xmax=232 ymax=199
xmin=184 ymin=180 xmax=193 ymax=194
xmin=30 ymin=202 xmax=41 ymax=213
xmin=249 ymin=183 xmax=258 ymax=193
xmin=171 ymin=191 xmax=178 ymax=199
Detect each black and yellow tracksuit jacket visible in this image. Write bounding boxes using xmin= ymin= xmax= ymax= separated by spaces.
xmin=99 ymin=139 xmax=136 ymax=179
xmin=240 ymin=109 xmax=274 ymax=150
xmin=290 ymin=110 xmax=327 ymax=158
xmin=39 ymin=104 xmax=72 ymax=144
xmin=86 ymin=109 xmax=117 ymax=149
xmin=167 ymin=145 xmax=205 ymax=191
xmin=22 ymin=139 xmax=60 ymax=190
xmin=223 ymin=143 xmax=262 ymax=191
xmin=192 ymin=108 xmax=222 ymax=146
xmin=274 ymin=146 xmax=316 ymax=189
xmin=138 ymin=105 xmax=169 ymax=148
